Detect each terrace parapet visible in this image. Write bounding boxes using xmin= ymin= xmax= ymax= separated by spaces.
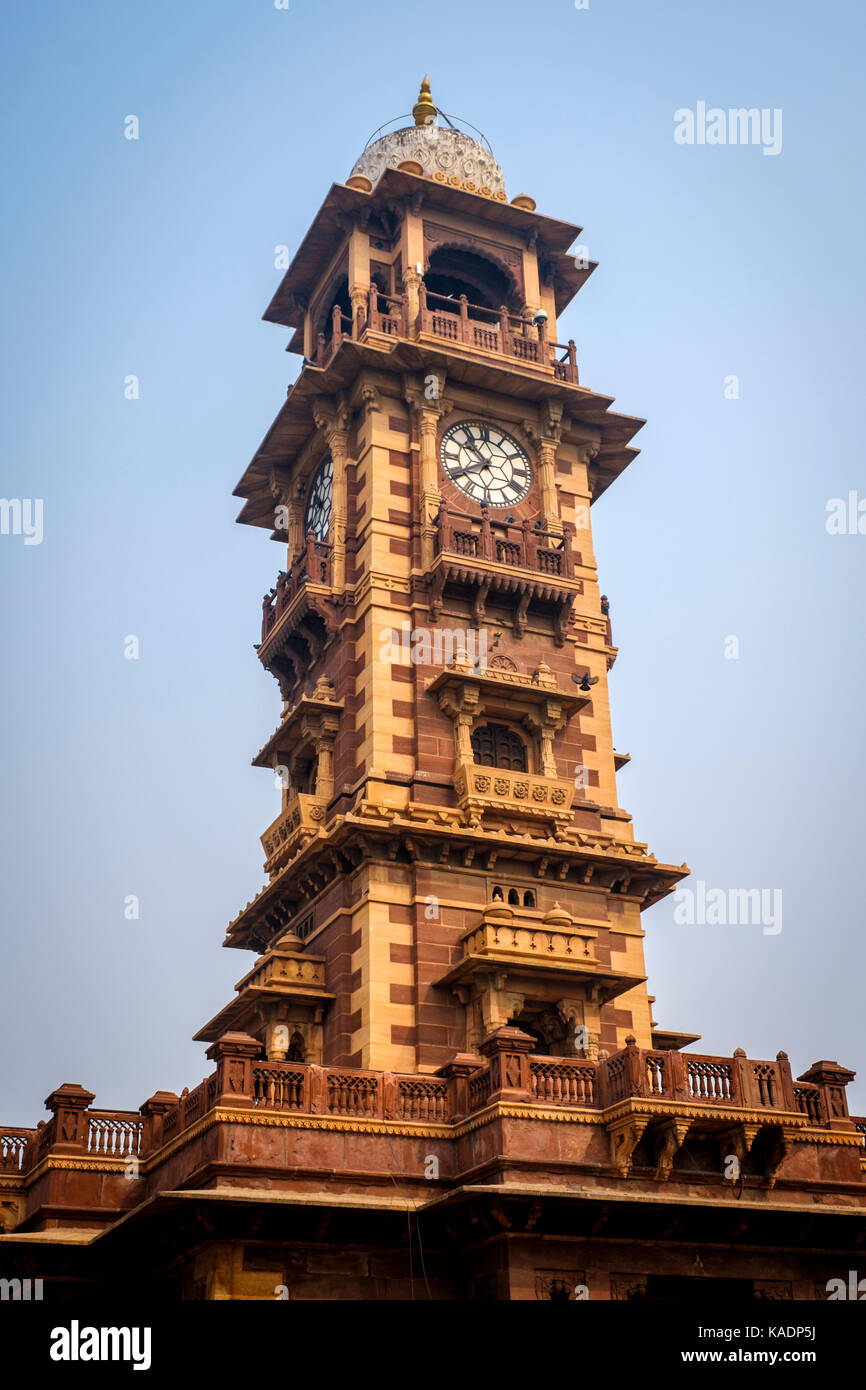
xmin=4 ymin=1035 xmax=861 ymax=1232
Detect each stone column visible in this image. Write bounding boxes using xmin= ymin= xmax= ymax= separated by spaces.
xmin=402 ymin=265 xmax=422 ymax=334
xmin=522 ymin=397 xmax=567 ymax=535
xmin=348 ymin=220 xmax=370 ymax=332
xmin=405 ymin=374 xmax=448 ymax=571
xmin=418 ymin=409 xmax=441 ymax=569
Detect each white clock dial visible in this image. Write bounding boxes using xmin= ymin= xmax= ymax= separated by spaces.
xmin=439 ymin=421 xmax=532 ymax=507
xmin=304 ymin=455 xmax=333 ymax=541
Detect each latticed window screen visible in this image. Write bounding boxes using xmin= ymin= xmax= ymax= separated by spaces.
xmin=470 ymin=722 xmax=527 ymax=771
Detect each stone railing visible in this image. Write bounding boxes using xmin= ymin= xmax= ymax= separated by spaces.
xmin=308 ymin=282 xmax=581 ymax=383
xmin=436 ymin=507 xmax=578 ymax=580
xmin=418 ymin=288 xmax=579 ymax=383
xmin=251 ymin=1063 xmax=449 ymax=1123
xmin=0 ymin=1128 xmax=36 ymax=1173
xmin=530 ymin=1058 xmax=597 ymax=1106
xmin=7 ymin=1037 xmax=857 ymax=1183
xmin=794 ymin=1083 xmax=825 ymax=1124
xmin=315 ymin=306 xmax=355 ymax=367
xmin=454 ymin=763 xmax=574 ymax=822
xmin=87 ymin=1112 xmax=143 ymax=1159
xmin=599 ymin=1041 xmax=805 ymax=1113
xmin=261 ymin=534 xmax=332 ymax=643
xmin=458 ymin=904 xmax=596 ymax=972
xmin=261 ymin=792 xmax=328 ymax=874
xmin=362 ymin=285 xmax=408 ymax=341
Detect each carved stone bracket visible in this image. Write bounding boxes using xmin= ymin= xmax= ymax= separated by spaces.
xmin=607 ymin=1116 xmax=649 ymax=1178
xmin=649 ymin=1117 xmax=693 ymax=1182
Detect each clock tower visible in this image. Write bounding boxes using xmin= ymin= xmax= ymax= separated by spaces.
xmin=195 ymin=78 xmax=689 ymax=1076
xmin=4 ymin=77 xmax=864 ymax=1307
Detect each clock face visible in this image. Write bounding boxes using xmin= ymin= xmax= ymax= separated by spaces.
xmin=440 ymin=421 xmax=532 ymax=507
xmin=305 ymin=456 xmax=333 ymax=541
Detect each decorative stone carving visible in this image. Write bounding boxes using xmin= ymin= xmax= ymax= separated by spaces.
xmin=535 ymin=1270 xmax=587 ymax=1301
xmin=351 ymin=125 xmax=506 ymax=195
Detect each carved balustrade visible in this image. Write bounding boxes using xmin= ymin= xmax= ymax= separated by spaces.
xmin=530 ymin=1057 xmax=597 ymax=1106
xmin=454 ymin=763 xmax=575 ymax=825
xmin=418 ymin=287 xmax=579 ymax=381
xmin=261 ymin=791 xmax=328 ymax=874
xmin=261 ymin=534 xmax=333 ymax=643
xmin=12 ymin=1038 xmax=852 ymax=1184
xmin=435 ymin=506 xmax=577 ymax=579
xmin=0 ymin=1129 xmax=35 ymax=1173
xmin=86 ymin=1112 xmax=143 ymax=1158
xmin=306 ymin=280 xmax=580 ymax=381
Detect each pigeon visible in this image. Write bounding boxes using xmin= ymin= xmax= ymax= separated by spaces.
xmin=572 ymin=672 xmax=599 ymax=692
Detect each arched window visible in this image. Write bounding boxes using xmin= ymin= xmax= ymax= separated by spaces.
xmin=508 ymin=889 xmax=520 ymax=906
xmin=471 ymin=722 xmax=527 ymax=772
xmin=292 ymin=749 xmax=318 ymax=796
xmin=425 ymin=246 xmax=517 ymax=312
xmin=523 ymin=890 xmax=536 ymax=908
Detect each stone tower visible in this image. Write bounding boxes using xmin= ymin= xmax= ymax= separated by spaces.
xmin=195 ymin=79 xmax=689 ymax=1076
xmin=2 ymin=82 xmax=862 ymax=1306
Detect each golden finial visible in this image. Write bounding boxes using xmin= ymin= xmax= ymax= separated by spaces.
xmin=413 ymin=75 xmax=437 ymax=127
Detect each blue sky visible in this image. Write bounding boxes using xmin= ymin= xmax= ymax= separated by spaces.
xmin=2 ymin=0 xmax=865 ymax=1121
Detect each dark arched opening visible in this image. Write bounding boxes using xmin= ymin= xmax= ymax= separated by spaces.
xmin=471 ymin=722 xmax=528 ymax=772
xmin=315 ymin=275 xmax=351 ymax=348
xmin=425 ymin=246 xmax=518 ymax=315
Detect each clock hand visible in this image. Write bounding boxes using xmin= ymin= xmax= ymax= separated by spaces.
xmin=453 ymin=459 xmax=491 ymax=479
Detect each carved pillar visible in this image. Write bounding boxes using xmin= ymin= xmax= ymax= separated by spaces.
xmin=402 ymin=265 xmax=423 ymax=334
xmin=798 ymin=1059 xmax=857 ymax=1130
xmin=523 ymin=397 xmax=566 ymax=534
xmin=205 ymin=1032 xmax=261 ymax=1109
xmin=314 ymin=708 xmax=340 ymax=803
xmin=478 ymin=1026 xmax=534 ymax=1103
xmin=524 ymin=694 xmax=567 ymax=779
xmin=44 ymin=1083 xmax=95 ymax=1154
xmin=418 ymin=409 xmax=441 ymax=569
xmin=438 ymin=680 xmax=481 ymax=775
xmin=405 ymin=374 xmax=448 ymax=571
xmin=400 ymin=191 xmax=425 ymax=321
xmin=522 ymin=229 xmax=541 ymax=319
xmin=347 ymin=219 xmax=370 ymax=332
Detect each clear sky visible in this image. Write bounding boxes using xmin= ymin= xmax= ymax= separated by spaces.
xmin=2 ymin=0 xmax=864 ymax=1123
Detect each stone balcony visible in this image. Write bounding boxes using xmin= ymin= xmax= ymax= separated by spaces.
xmin=430 ymin=508 xmax=583 ymax=639
xmin=454 ymin=763 xmax=575 ymax=831
xmin=260 ymin=535 xmax=332 ymax=647
xmin=436 ymin=902 xmax=646 ymax=1039
xmin=314 ymin=283 xmax=580 ymax=386
xmin=460 ymin=902 xmax=598 ymax=970
xmin=2 ymin=1034 xmax=862 ymax=1240
xmin=261 ymin=792 xmax=328 ymax=875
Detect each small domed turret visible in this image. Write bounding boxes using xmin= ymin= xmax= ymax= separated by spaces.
xmin=350 ymin=77 xmax=507 ymax=198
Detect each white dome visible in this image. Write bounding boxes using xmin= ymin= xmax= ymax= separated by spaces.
xmin=351 ymin=122 xmax=506 ymax=196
